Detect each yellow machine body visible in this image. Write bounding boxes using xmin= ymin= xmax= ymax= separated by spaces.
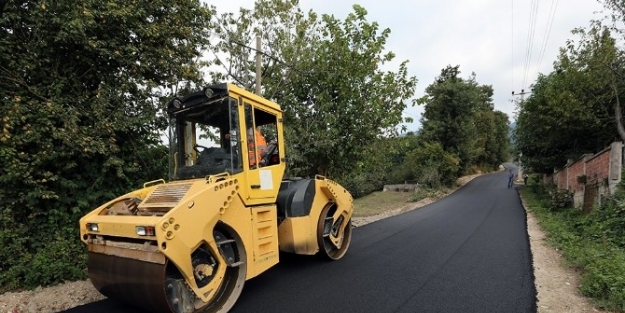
xmin=79 ymin=83 xmax=354 ymax=313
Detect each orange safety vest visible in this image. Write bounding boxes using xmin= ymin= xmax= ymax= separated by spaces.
xmin=248 ymin=129 xmax=267 ymax=167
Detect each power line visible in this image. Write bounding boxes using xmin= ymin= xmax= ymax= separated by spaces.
xmin=521 ymin=0 xmax=532 ymax=88
xmin=209 ymin=32 xmax=418 ymax=120
xmin=223 ymin=36 xmax=307 ymax=75
xmin=522 ymin=0 xmax=540 ymax=89
xmin=512 ymin=0 xmax=514 ymax=93
xmin=209 ymin=32 xmax=364 ymax=77
xmin=522 ymin=0 xmax=539 ymax=87
xmin=536 ymin=0 xmax=559 ymax=76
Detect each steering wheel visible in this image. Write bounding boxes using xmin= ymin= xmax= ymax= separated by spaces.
xmin=260 ymin=143 xmax=278 ymax=167
xmin=194 ymin=144 xmax=210 ymax=154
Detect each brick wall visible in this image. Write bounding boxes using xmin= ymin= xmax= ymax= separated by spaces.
xmin=549 ymin=142 xmax=623 ymax=208
xmin=586 ymin=147 xmax=611 ymax=185
xmin=552 ymin=155 xmax=590 ymax=191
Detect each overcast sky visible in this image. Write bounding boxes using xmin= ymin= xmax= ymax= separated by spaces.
xmin=210 ymin=0 xmax=607 ymax=131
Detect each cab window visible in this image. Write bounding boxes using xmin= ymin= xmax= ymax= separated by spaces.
xmin=169 ymin=97 xmax=242 ymax=180
xmin=244 ymin=103 xmax=280 ymax=169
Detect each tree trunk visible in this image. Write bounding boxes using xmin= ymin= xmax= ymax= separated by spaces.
xmin=612 ymin=78 xmax=625 ymax=142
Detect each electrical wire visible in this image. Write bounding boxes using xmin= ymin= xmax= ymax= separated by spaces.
xmin=522 ymin=0 xmax=540 ymax=89
xmin=225 ymin=38 xmax=308 ymax=75
xmin=536 ymin=0 xmax=559 ymax=76
xmin=512 ymin=0 xmax=514 ymax=93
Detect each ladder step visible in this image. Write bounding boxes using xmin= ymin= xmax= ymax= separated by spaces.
xmin=229 ymin=261 xmax=243 ymax=267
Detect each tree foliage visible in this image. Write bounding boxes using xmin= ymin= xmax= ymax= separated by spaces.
xmin=0 ymin=0 xmax=212 ymax=289
xmin=380 ymin=66 xmax=510 ymax=188
xmin=401 ymin=141 xmax=460 ymax=188
xmin=514 ymin=21 xmax=621 ymax=173
xmin=418 ymin=65 xmax=509 ymax=175
xmin=208 ymin=0 xmax=417 ymax=177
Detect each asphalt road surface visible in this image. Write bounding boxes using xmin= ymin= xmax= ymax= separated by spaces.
xmin=61 ymin=168 xmax=536 ymax=313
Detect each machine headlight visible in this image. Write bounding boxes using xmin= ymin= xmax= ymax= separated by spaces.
xmin=172 ymin=99 xmax=182 ymax=109
xmin=136 ymin=226 xmax=156 ymax=236
xmin=87 ymin=223 xmax=99 ymax=232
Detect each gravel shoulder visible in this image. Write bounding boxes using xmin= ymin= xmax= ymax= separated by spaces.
xmin=523 ymin=197 xmax=613 ymax=313
xmin=0 ymin=172 xmax=609 ymax=313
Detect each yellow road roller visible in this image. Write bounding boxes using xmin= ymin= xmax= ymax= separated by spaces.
xmin=79 ymin=83 xmax=354 ymax=313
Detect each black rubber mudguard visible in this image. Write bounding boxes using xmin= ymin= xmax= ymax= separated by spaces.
xmin=276 ymin=178 xmax=316 ymax=218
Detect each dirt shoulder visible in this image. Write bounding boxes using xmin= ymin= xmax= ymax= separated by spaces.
xmin=523 ymin=198 xmax=612 ymax=313
xmin=0 ymin=172 xmax=609 ymax=313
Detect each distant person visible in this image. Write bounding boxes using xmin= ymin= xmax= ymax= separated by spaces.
xmin=508 ymin=170 xmax=514 ymax=188
xmin=524 ymin=174 xmax=529 ymax=185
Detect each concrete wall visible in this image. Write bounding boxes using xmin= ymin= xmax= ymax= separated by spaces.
xmin=550 ymin=142 xmax=623 ymax=208
xmin=608 ymin=142 xmax=623 ymax=194
xmin=383 ymin=184 xmax=418 ymax=192
xmin=585 ymin=147 xmax=611 ymax=207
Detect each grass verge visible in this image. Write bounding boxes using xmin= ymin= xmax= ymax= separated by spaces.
xmin=352 ymin=191 xmax=414 ymax=217
xmin=520 ymin=185 xmax=625 ymax=312
xmin=352 ymin=175 xmax=479 ymax=219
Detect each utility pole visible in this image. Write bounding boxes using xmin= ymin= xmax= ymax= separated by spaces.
xmin=518 ymin=151 xmax=523 ymax=184
xmin=255 ymin=35 xmax=262 ymax=95
xmin=512 ymin=89 xmax=530 ymax=180
xmin=511 ymin=89 xmax=531 ymax=102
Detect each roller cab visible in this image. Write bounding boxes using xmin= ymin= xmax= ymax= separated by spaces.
xmin=79 ymin=83 xmax=354 ymax=313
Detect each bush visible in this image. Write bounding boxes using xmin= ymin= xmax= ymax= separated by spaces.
xmin=587 ymin=191 xmax=625 ymax=248
xmin=0 ymin=222 xmax=30 ymax=291
xmin=337 ymin=172 xmax=384 ymax=199
xmin=531 ymin=174 xmax=541 ymax=185
xmin=0 ymin=221 xmax=87 ymax=291
xmin=581 ymin=253 xmax=625 ymax=311
xmin=409 ymin=187 xmax=448 ymax=202
xmin=547 ymin=187 xmax=574 ymax=211
xmin=402 ymin=142 xmax=460 ymax=188
xmin=528 ymin=181 xmax=549 ymax=198
xmin=24 ymin=236 xmax=86 ymax=287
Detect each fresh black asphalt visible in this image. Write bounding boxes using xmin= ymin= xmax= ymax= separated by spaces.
xmin=61 ymin=168 xmax=537 ymax=313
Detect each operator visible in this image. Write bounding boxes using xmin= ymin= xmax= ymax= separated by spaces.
xmin=248 ymin=126 xmax=267 ymax=168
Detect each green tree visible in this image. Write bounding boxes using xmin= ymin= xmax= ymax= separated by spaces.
xmin=0 ymin=0 xmax=213 ymax=289
xmin=208 ymin=0 xmax=317 ymax=93
xmin=337 ymin=136 xmax=403 ymax=198
xmin=208 ymin=1 xmax=417 ymax=177
xmin=514 ymin=22 xmax=620 ymax=173
xmin=385 ymin=133 xmax=424 ymax=184
xmin=418 ymin=65 xmax=496 ymax=174
xmin=596 ymin=1 xmax=625 ymax=142
xmin=492 ymin=111 xmax=511 ymax=166
xmin=402 ymin=141 xmax=460 ymax=188
xmin=473 ymin=110 xmax=510 ymax=170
